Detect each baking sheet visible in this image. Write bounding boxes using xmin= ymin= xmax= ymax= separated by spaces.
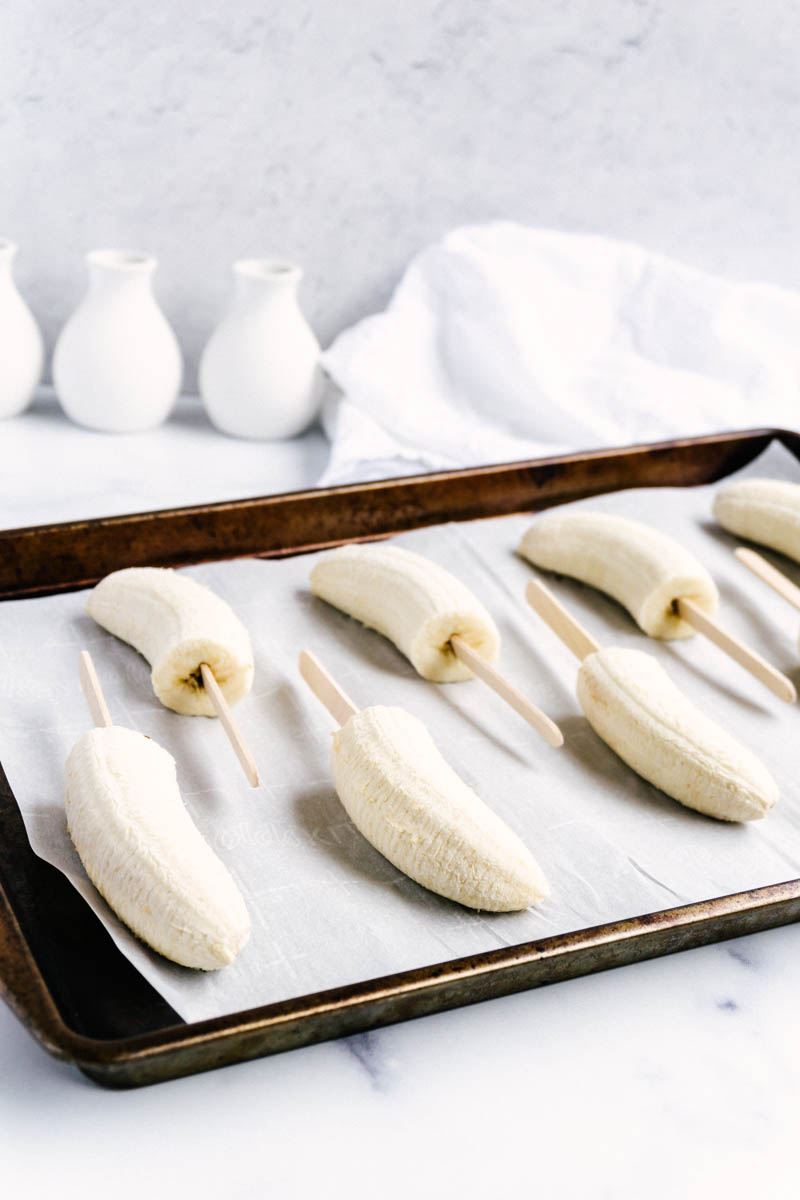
xmin=2 ymin=443 xmax=800 ymax=1025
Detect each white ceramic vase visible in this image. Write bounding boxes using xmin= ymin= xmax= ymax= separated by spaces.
xmin=199 ymin=259 xmax=323 ymax=439
xmin=53 ymin=249 xmax=182 ymax=433
xmin=0 ymin=239 xmax=44 ymax=419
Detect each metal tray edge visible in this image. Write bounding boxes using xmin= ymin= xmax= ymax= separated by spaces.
xmin=7 ymin=879 xmax=799 ymax=1088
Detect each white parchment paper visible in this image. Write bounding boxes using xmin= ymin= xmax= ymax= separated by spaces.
xmin=3 ymin=443 xmax=800 ymax=1024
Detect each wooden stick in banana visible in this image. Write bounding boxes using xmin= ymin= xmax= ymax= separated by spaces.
xmin=79 ymin=649 xmax=113 ymax=728
xmin=524 ymin=581 xmax=599 ymax=662
xmin=524 ymin=579 xmax=778 ymax=823
xmin=298 ymin=650 xmax=358 ymax=726
xmin=297 ymin=649 xmax=549 ymax=911
xmin=519 ymin=510 xmax=795 ymax=704
xmin=450 ymin=636 xmax=563 ymax=746
xmin=734 ymin=546 xmax=800 ymax=613
xmin=198 ymin=664 xmax=259 ymax=787
xmin=674 ymin=598 xmax=795 ymax=703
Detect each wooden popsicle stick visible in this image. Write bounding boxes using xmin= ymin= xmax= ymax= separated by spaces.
xmin=524 ymin=579 xmax=600 ymax=662
xmin=735 ymin=546 xmax=800 ymax=614
xmin=199 ymin=663 xmax=260 ymax=787
xmin=675 ymin=598 xmax=796 ymax=704
xmin=79 ymin=650 xmax=113 ymax=728
xmin=298 ymin=650 xmax=359 ymax=727
xmin=449 ymin=635 xmax=563 ymax=747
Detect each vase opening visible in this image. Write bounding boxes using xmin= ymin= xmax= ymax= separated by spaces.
xmin=88 ymin=249 xmax=156 ymax=272
xmin=235 ymin=258 xmax=301 ymax=283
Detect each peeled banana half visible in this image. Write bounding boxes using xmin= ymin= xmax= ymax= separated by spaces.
xmin=331 ymin=705 xmax=549 ymax=910
xmin=713 ymin=477 xmax=800 ymax=563
xmin=66 ymin=726 xmax=250 ymax=968
xmin=519 ymin=511 xmax=718 ymax=639
xmin=310 ymin=543 xmax=500 ymax=681
xmin=87 ymin=567 xmax=254 ymax=716
xmin=577 ymin=647 xmax=778 ymax=822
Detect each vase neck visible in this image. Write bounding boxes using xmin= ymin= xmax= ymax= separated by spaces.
xmin=233 ymin=258 xmax=301 ymax=305
xmin=0 ymin=238 xmax=17 ymax=278
xmin=87 ymin=249 xmax=157 ymax=295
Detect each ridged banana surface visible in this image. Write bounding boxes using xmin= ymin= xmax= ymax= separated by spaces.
xmin=87 ymin=567 xmax=254 ymax=715
xmin=310 ymin=544 xmax=500 ymax=681
xmin=519 ymin=511 xmax=718 ymax=639
xmin=65 ymin=726 xmax=251 ymax=968
xmin=330 ymin=705 xmax=549 ymax=910
xmin=713 ymin=478 xmax=800 ymax=563
xmin=577 ymin=647 xmax=778 ymax=822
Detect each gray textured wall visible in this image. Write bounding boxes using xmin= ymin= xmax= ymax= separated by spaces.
xmin=3 ymin=1 xmax=800 ymax=386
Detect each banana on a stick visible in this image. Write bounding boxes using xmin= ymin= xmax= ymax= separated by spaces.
xmin=311 ymin=542 xmax=563 ymax=745
xmin=713 ymin=478 xmax=800 ymax=563
xmin=519 ymin=511 xmax=718 ymax=639
xmin=310 ymin=543 xmax=499 ymax=681
xmin=525 ymin=581 xmax=778 ymax=823
xmin=67 ymin=654 xmax=250 ymax=969
xmin=87 ymin=567 xmax=254 ymax=717
xmin=299 ymin=651 xmax=549 ymax=911
xmin=519 ymin=510 xmax=794 ymax=702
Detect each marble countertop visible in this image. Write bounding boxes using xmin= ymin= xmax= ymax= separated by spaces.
xmin=4 ymin=924 xmax=800 ymax=1199
xmin=0 ymin=389 xmax=330 ymax=529
xmin=3 ymin=393 xmax=799 ymax=1198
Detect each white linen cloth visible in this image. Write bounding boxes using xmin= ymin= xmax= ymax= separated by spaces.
xmin=320 ymin=223 xmax=800 ymax=484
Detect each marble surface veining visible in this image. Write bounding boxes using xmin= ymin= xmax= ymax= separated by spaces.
xmin=3 ymin=1 xmax=800 ymax=385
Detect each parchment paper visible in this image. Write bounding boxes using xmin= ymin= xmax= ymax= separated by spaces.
xmin=3 ymin=443 xmax=800 ymax=1024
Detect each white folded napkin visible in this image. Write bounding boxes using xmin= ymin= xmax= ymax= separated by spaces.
xmin=320 ymin=222 xmax=800 ymax=484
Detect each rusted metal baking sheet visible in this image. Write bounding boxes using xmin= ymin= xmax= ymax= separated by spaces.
xmin=1 ymin=428 xmax=790 ymax=600
xmin=1 ymin=427 xmax=799 ymax=1087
